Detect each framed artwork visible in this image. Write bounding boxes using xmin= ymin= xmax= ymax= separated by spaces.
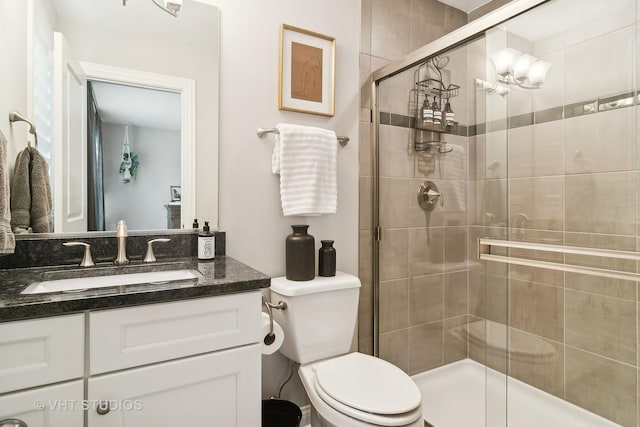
xmin=170 ymin=185 xmax=181 ymax=202
xmin=278 ymin=24 xmax=335 ymax=116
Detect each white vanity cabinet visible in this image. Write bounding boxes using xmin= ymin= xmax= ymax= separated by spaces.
xmin=0 ymin=314 xmax=85 ymax=426
xmin=0 ymin=291 xmax=263 ymax=427
xmin=87 ymin=293 xmax=262 ymax=427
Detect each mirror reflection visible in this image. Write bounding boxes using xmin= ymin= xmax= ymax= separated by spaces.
xmin=4 ymin=0 xmax=219 ymax=234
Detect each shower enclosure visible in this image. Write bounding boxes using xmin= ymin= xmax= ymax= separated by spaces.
xmin=368 ymin=0 xmax=640 ymax=425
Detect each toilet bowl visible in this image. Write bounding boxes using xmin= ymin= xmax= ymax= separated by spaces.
xmin=270 ymin=273 xmax=423 ymax=427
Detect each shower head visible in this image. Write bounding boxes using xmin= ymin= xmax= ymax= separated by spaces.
xmin=432 ymin=56 xmax=450 ymax=69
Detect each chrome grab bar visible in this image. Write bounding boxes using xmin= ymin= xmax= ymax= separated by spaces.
xmin=478 ymin=238 xmax=640 ymax=282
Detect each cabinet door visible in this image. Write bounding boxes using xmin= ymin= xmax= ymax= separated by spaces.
xmin=0 ymin=380 xmax=83 ymax=427
xmin=0 ymin=314 xmax=84 ymax=393
xmin=88 ymin=344 xmax=261 ymax=427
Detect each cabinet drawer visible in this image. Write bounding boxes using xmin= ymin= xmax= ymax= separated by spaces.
xmin=0 ymin=314 xmax=84 ymax=393
xmin=0 ymin=380 xmax=84 ymax=427
xmin=87 ymin=344 xmax=261 ymax=427
xmin=89 ymin=292 xmax=261 ymax=374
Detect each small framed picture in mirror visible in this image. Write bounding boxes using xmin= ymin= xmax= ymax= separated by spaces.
xmin=170 ymin=185 xmax=182 ymax=202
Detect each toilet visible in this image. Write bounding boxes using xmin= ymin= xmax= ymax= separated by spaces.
xmin=271 ymin=272 xmax=423 ymax=427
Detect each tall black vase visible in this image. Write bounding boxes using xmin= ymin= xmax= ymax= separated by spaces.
xmin=318 ymin=240 xmax=336 ymax=277
xmin=286 ymin=225 xmax=315 ymax=281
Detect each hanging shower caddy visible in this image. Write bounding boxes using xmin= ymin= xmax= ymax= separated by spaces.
xmin=412 ymin=59 xmax=460 ymax=153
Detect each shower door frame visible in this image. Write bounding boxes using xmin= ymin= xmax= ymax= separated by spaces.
xmin=370 ymin=0 xmax=551 ymax=357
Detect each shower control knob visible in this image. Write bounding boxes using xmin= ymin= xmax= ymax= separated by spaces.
xmin=417 ymin=181 xmax=443 ymax=210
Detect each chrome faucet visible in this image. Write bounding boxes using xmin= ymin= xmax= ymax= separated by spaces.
xmin=114 ymin=220 xmax=129 ymax=266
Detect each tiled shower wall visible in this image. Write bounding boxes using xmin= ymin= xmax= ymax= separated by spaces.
xmin=358 ymin=0 xmax=468 ymax=367
xmin=466 ymin=3 xmax=640 ymax=425
xmin=361 ymin=0 xmax=640 ymax=426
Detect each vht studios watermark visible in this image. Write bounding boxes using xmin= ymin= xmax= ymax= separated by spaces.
xmin=33 ymin=399 xmax=143 ymax=411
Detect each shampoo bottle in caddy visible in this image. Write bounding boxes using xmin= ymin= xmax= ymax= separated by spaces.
xmin=198 ymin=221 xmax=215 ymax=260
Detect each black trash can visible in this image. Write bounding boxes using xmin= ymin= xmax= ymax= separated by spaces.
xmin=262 ymin=399 xmax=302 ymax=427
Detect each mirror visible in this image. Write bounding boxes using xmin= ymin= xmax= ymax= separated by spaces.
xmin=1 ymin=0 xmax=219 ymax=235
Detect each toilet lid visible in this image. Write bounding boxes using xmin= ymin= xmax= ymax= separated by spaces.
xmin=315 ymin=353 xmax=421 ymax=415
xmin=314 ymin=374 xmax=423 ymax=426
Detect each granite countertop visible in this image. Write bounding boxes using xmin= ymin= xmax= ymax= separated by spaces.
xmin=0 ymin=256 xmax=270 ymax=322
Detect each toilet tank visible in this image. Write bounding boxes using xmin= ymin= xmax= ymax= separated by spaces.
xmin=270 ymin=272 xmax=361 ymax=364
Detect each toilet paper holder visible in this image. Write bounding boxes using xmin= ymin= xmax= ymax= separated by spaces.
xmin=263 ymin=296 xmax=287 ymax=345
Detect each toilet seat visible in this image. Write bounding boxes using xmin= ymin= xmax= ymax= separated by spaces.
xmin=312 ymin=353 xmax=422 ymax=426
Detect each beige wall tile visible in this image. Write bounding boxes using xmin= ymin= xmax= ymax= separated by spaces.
xmin=509 ymin=176 xmax=564 ymax=231
xmin=510 ymin=279 xmax=564 ymax=342
xmin=444 ymin=5 xmax=467 ymax=32
xmin=359 ymin=337 xmax=373 ymax=355
xmin=378 ymin=65 xmax=414 ymax=116
xmin=409 ymin=227 xmax=444 ymax=276
xmin=380 ymin=329 xmax=409 ymax=373
xmin=483 ymin=179 xmax=508 ymax=227
xmin=359 ymin=230 xmax=373 ymax=284
xmin=445 ymin=226 xmax=468 ymax=270
xmin=565 ymin=346 xmax=637 ymax=427
xmin=565 ymin=232 xmax=636 ymax=300
xmin=360 ymin=0 xmax=371 ymax=55
xmin=359 ymin=177 xmax=372 ymax=231
xmin=565 ymin=108 xmax=635 ymax=175
xmin=444 ymin=271 xmax=467 ymax=318
xmin=409 ymin=274 xmax=444 ymax=326
xmin=438 ymin=180 xmax=469 ymax=226
xmin=415 ymin=136 xmax=468 ymax=181
xmin=409 ymin=321 xmax=444 ymax=374
xmin=360 ymin=54 xmax=372 ymax=110
xmin=358 ymin=281 xmax=373 ymax=339
xmin=379 ymin=124 xmax=414 ymax=178
xmin=509 ymin=328 xmax=564 ymax=398
xmin=486 ymin=273 xmax=508 ymax=324
xmin=371 ymin=0 xmax=411 ymax=61
xmin=359 ymin=120 xmax=372 ymax=176
xmin=444 ymin=315 xmax=468 ymax=364
xmin=485 ymin=131 xmax=507 ymax=179
xmin=380 ymin=228 xmax=409 ymax=281
xmin=508 ymin=121 xmax=564 ymax=178
xmin=565 ymin=289 xmax=636 ymax=365
xmin=468 ymin=270 xmax=485 ymax=318
xmin=380 ymin=279 xmax=409 ymax=333
xmin=565 ymin=172 xmax=636 ymax=235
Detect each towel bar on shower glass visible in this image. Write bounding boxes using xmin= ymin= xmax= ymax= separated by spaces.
xmin=478 ymin=238 xmax=640 ymax=282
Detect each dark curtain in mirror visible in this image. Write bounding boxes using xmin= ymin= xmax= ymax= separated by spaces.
xmin=87 ymin=82 xmax=105 ymax=231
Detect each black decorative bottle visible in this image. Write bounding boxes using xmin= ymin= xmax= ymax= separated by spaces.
xmin=318 ymin=240 xmax=336 ymax=277
xmin=286 ymin=225 xmax=315 ymax=281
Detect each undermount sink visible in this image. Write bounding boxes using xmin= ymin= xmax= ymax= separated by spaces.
xmin=21 ymin=269 xmax=200 ymax=295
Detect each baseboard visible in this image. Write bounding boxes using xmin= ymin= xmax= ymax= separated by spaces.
xmin=300 ymin=404 xmax=311 ymax=427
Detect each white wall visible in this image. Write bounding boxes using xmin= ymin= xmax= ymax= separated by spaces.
xmin=200 ymin=0 xmax=361 ymax=407
xmin=102 ymin=124 xmax=181 ymax=231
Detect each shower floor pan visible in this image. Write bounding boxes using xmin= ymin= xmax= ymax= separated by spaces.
xmin=412 ymin=359 xmax=619 ymax=427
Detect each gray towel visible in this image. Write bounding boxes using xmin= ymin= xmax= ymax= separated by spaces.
xmin=10 ymin=147 xmax=52 ymax=233
xmin=0 ymin=131 xmax=15 ymax=254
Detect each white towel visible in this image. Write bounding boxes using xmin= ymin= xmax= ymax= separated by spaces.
xmin=272 ymin=123 xmax=337 ymax=216
xmin=0 ymin=130 xmax=15 ymax=254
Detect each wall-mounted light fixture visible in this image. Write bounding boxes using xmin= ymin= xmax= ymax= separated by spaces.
xmin=490 ymin=48 xmax=551 ymax=89
xmin=123 ymin=0 xmax=182 ymax=17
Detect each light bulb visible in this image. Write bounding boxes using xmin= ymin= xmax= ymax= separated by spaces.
xmin=490 ymin=48 xmax=521 ymax=77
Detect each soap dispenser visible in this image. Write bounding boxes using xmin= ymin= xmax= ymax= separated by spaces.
xmin=198 ymin=221 xmax=215 ymax=260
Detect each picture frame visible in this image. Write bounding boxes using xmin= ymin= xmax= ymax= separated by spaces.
xmin=278 ymin=24 xmax=335 ymax=117
xmin=170 ymin=185 xmax=181 ymax=202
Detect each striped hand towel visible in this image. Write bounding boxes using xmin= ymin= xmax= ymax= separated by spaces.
xmin=272 ymin=123 xmax=337 ymax=216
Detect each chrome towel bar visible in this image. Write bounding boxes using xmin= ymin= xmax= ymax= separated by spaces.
xmin=257 ymin=127 xmax=349 ymax=146
xmin=478 ymin=238 xmax=640 ymax=282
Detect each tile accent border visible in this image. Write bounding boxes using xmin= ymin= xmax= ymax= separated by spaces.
xmin=380 ymin=89 xmax=639 ymax=136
